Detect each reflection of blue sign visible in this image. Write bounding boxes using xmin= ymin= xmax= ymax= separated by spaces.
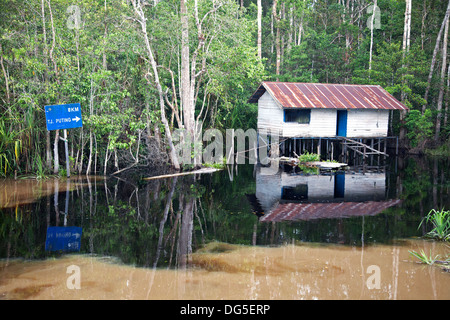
xmin=44 ymin=103 xmax=83 ymax=131
xmin=45 ymin=227 xmax=82 ymax=252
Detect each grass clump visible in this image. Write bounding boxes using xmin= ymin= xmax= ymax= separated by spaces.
xmin=408 ymin=249 xmax=450 ymax=272
xmin=298 ymin=152 xmax=320 ymax=163
xmin=296 ymin=152 xmax=321 ymax=175
xmin=409 ymin=249 xmax=440 ymax=265
xmin=419 ymin=208 xmax=450 ymax=241
xmin=409 ymin=208 xmax=450 ymax=271
xmin=202 ymin=157 xmax=226 ymax=169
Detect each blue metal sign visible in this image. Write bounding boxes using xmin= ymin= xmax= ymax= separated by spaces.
xmin=45 ymin=226 xmax=82 ymax=252
xmin=44 ymin=103 xmax=83 ymax=131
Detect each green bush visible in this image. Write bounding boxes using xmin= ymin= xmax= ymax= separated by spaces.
xmin=419 ymin=208 xmax=450 ymax=241
xmin=405 ymin=110 xmax=433 ymax=148
xmin=298 ymin=152 xmax=320 ymax=163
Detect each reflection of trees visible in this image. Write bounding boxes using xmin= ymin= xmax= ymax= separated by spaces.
xmin=3 ymin=157 xmax=447 ymax=266
xmin=77 ymin=173 xmax=207 ymax=269
xmin=177 ymin=189 xmax=195 ymax=269
xmin=154 ymin=177 xmax=177 ymax=268
xmin=0 ymin=166 xmax=259 ymax=266
xmin=395 ymin=156 xmax=449 ymax=237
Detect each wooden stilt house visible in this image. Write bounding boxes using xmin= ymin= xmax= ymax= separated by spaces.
xmin=248 ymin=82 xmax=408 ymax=139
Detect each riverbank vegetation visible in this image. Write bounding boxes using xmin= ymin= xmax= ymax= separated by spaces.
xmin=1 ymin=0 xmax=450 ymax=177
xmin=409 ymin=208 xmax=449 ymax=271
xmin=419 ymin=208 xmax=450 ymax=241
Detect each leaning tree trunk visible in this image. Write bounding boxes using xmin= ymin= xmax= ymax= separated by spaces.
xmin=435 ymin=11 xmax=449 ymax=141
xmin=444 ymin=62 xmax=450 ymax=127
xmin=399 ymin=0 xmax=411 ymax=145
xmin=422 ymin=0 xmax=450 ymax=114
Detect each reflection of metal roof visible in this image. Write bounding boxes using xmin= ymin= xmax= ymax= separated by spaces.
xmin=248 ymin=82 xmax=408 ymax=110
xmin=259 ymin=199 xmax=403 ymax=222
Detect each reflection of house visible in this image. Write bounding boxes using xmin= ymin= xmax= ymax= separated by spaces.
xmin=259 ymin=200 xmax=402 ymax=222
xmin=254 ymin=166 xmax=401 ymax=222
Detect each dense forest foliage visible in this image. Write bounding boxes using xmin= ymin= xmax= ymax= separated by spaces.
xmin=0 ymin=0 xmax=449 ymax=177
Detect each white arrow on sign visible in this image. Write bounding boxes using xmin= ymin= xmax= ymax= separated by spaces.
xmin=72 ymin=116 xmax=81 ymax=122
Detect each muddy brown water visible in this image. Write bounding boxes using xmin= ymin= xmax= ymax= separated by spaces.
xmin=0 ymin=239 xmax=448 ymax=300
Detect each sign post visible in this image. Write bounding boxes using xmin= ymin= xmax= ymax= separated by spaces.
xmin=63 ymin=129 xmax=70 ymax=177
xmin=44 ymin=103 xmax=83 ymax=177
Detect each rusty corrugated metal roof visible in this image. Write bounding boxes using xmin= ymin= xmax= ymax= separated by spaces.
xmin=248 ymin=82 xmax=408 ymax=110
xmin=259 ymin=199 xmax=403 ymax=222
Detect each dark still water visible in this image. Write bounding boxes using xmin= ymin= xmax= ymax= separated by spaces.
xmin=0 ymin=156 xmax=449 ymax=300
xmin=1 ymin=156 xmax=448 ymax=267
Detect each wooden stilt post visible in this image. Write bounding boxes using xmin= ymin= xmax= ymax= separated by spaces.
xmin=318 ymin=138 xmax=321 ymax=157
xmin=370 ymin=139 xmax=374 ymax=166
xmin=294 ymin=138 xmax=297 ymax=156
xmin=396 ymin=136 xmax=399 ymax=155
xmin=363 ymin=145 xmax=367 ymax=174
xmin=331 ymin=140 xmax=334 ymax=161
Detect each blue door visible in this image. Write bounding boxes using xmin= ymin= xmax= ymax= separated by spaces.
xmin=336 ymin=110 xmax=348 ymax=137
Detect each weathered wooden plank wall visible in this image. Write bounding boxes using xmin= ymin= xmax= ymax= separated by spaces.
xmin=257 ymin=92 xmax=390 ymax=138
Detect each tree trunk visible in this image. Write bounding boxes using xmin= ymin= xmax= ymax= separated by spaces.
xmin=288 ymin=5 xmax=293 ymax=51
xmin=369 ymin=0 xmax=377 ymax=73
xmin=46 ymin=0 xmax=58 ymax=81
xmin=0 ymin=44 xmax=10 ymax=107
xmin=180 ymin=0 xmax=192 ymax=136
xmin=257 ymin=0 xmax=262 ymax=60
xmin=86 ymin=73 xmax=95 ymax=175
xmin=273 ymin=0 xmax=281 ymax=79
xmin=435 ymin=12 xmax=449 ymax=141
xmin=420 ymin=1 xmax=428 ymax=50
xmin=53 ymin=129 xmax=59 ymax=174
xmin=41 ymin=0 xmax=52 ymax=170
xmin=444 ymin=62 xmax=450 ymax=127
xmin=402 ymin=0 xmax=411 ymax=55
xmin=86 ymin=129 xmax=93 ymax=175
xmin=399 ymin=0 xmax=411 ymax=144
xmin=344 ymin=0 xmax=352 ymax=67
xmin=46 ymin=131 xmax=52 ymax=171
xmin=103 ymin=138 xmax=110 ymax=176
xmin=48 ymin=0 xmax=60 ymax=174
xmin=422 ymin=0 xmax=450 ymax=113
xmin=78 ymin=129 xmax=84 ymax=174
xmin=401 ymin=0 xmax=411 ymax=102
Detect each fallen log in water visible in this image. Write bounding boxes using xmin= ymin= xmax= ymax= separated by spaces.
xmin=143 ymin=167 xmax=222 ymax=180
